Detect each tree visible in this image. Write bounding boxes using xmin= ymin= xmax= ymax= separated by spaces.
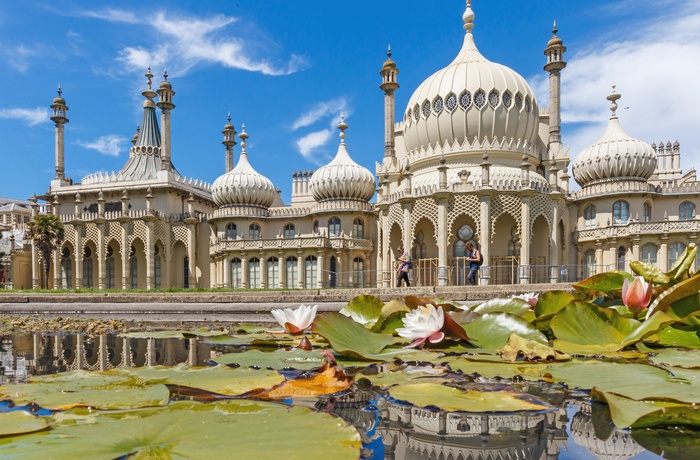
xmin=26 ymin=215 xmax=64 ymax=289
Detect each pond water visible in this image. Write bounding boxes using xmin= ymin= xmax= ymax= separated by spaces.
xmin=0 ymin=332 xmax=678 ymax=459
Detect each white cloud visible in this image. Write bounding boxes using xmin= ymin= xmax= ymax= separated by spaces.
xmin=76 ymin=135 xmax=127 ymax=157
xmin=296 ymin=129 xmax=333 ymax=162
xmin=532 ymin=0 xmax=700 ymax=173
xmin=292 ymin=99 xmax=349 ymax=131
xmin=4 ymin=44 xmax=39 ymax=73
xmin=0 ymin=107 xmax=49 ymax=125
xmin=83 ymin=8 xmax=307 ymax=77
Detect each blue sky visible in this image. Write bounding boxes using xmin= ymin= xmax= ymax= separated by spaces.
xmin=1 ymin=0 xmax=699 ymax=203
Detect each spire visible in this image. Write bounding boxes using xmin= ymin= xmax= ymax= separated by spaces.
xmin=463 ymin=0 xmax=475 ymax=33
xmin=239 ymin=124 xmax=249 ymax=157
xmin=338 ymin=114 xmax=348 ymax=145
xmin=607 ymin=85 xmax=621 ymax=119
xmin=222 ymin=113 xmax=237 ymax=173
xmin=50 ymin=85 xmax=69 ymax=181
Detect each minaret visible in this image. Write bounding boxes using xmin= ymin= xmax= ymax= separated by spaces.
xmin=379 ymin=45 xmax=399 ymax=164
xmin=156 ymin=69 xmax=175 ymax=171
xmin=544 ymin=21 xmax=567 ymax=159
xmin=50 ymin=85 xmax=69 ymax=181
xmin=222 ymin=114 xmax=237 ymax=173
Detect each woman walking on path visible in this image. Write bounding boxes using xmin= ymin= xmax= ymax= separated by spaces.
xmin=396 ymin=245 xmax=412 ymax=287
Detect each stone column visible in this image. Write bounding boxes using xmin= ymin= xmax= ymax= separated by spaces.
xmin=520 ymin=194 xmax=531 ymax=284
xmin=549 ymin=203 xmax=560 ymax=283
xmin=121 ymin=222 xmax=130 ymax=289
xmin=436 ymin=195 xmax=449 ymax=286
xmin=478 ymin=193 xmax=491 ymax=285
xmin=223 ymin=256 xmax=230 ymax=287
xmin=97 ymin=222 xmax=105 ymax=289
xmin=145 ymin=220 xmax=154 ymax=290
xmin=186 ymin=223 xmax=196 ymax=288
xmin=382 ymin=208 xmax=391 ymax=288
xmin=595 ymin=242 xmax=604 ymax=274
xmin=316 ymin=252 xmax=324 ymax=289
xmin=660 ymin=235 xmax=669 ymax=272
xmin=609 ymin=241 xmax=617 ymax=271
xmin=241 ymin=253 xmax=249 ymax=289
xmin=74 ymin=225 xmax=83 ymax=289
xmin=297 ymin=252 xmax=304 ymax=289
xmin=278 ymin=251 xmax=285 ymax=289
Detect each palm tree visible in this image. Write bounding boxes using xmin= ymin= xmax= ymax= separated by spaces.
xmin=26 ymin=214 xmax=64 ymax=289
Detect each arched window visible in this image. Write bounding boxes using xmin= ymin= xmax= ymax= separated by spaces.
xmin=106 ymin=246 xmax=115 ymax=289
xmin=680 ymin=201 xmax=695 ymax=221
xmin=413 ymin=231 xmax=426 ymax=259
xmin=249 ymin=257 xmax=260 ymax=289
xmin=313 ymin=220 xmax=319 ymax=235
xmin=230 ymin=258 xmax=242 ymax=289
xmin=617 ymin=246 xmax=626 ymax=271
xmin=328 ymin=217 xmax=341 ymax=237
xmin=643 ymin=202 xmax=652 ymax=222
xmin=454 ymin=224 xmax=474 ymax=257
xmin=267 ymin=257 xmax=279 ymax=289
xmin=284 ymin=223 xmax=295 ymax=239
xmin=61 ymin=247 xmax=72 ymax=289
xmin=286 ymin=256 xmax=298 ymax=288
xmin=226 ymin=223 xmax=237 ymax=240
xmin=130 ymin=253 xmax=138 ymax=289
xmin=183 ymin=256 xmax=189 ymax=289
xmin=329 ymin=256 xmax=337 ymax=288
xmin=669 ymin=242 xmax=686 ymax=267
xmin=584 ymin=205 xmax=596 ymax=228
xmin=154 ymin=253 xmax=161 ymax=289
xmin=584 ymin=249 xmax=596 ymax=278
xmin=249 ymin=223 xmax=261 ymax=240
xmin=353 ymin=257 xmax=365 ymax=288
xmin=641 ymin=243 xmax=658 ymax=264
xmin=83 ymin=246 xmax=93 ymax=288
xmin=352 ymin=218 xmax=364 ymax=239
xmin=305 ymin=255 xmax=317 ymax=289
xmin=613 ymin=200 xmax=629 ymax=225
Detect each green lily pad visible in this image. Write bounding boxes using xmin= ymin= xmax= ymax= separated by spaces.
xmin=472 ymin=297 xmax=531 ymax=316
xmin=667 ymin=244 xmax=698 ymax=281
xmin=652 ymin=325 xmax=700 ymax=348
xmin=203 ymin=331 xmax=324 ymax=348
xmin=647 ymin=272 xmax=700 ymax=321
xmin=648 ymin=348 xmax=700 ymax=369
xmin=573 ymin=271 xmax=633 ymax=297
xmin=0 ymin=370 xmax=170 ymax=410
xmin=312 ymin=312 xmax=393 ymax=360
xmin=630 ymin=260 xmax=670 ymax=284
xmin=121 ymin=328 xmax=228 ymax=339
xmin=535 ymin=290 xmax=574 ymax=319
xmin=593 ymin=388 xmax=700 ymax=429
xmin=462 ymin=312 xmax=547 ymax=350
xmin=498 ymin=334 xmax=569 ymax=362
xmin=633 ymin=426 xmax=700 ymax=459
xmin=339 ymin=295 xmax=384 ymax=327
xmin=0 ymin=401 xmax=361 ymax=459
xmin=550 ymin=302 xmax=634 ymax=348
xmin=389 ymin=382 xmax=551 ymax=412
xmin=212 ymin=349 xmax=326 ymax=370
xmin=370 ymin=298 xmax=411 ymax=333
xmin=0 ymin=412 xmax=49 ymax=436
xmin=442 ymin=357 xmax=549 ymax=380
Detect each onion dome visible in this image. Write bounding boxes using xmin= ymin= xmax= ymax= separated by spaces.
xmin=211 ymin=126 xmax=276 ymax=208
xmin=402 ymin=1 xmax=539 ymax=156
xmin=309 ymin=118 xmax=376 ymax=202
xmin=52 ymin=85 xmax=66 ymax=105
xmin=547 ymin=21 xmax=563 ymax=47
xmin=572 ymin=87 xmax=657 ymax=188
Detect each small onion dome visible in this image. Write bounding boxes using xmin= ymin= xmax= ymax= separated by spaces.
xmin=383 ymin=45 xmax=397 ymax=69
xmin=52 ymin=86 xmax=66 ymax=105
xmin=211 ymin=126 xmax=276 ymax=208
xmin=572 ymin=88 xmax=657 ymax=188
xmin=548 ymin=22 xmax=563 ymax=47
xmin=309 ymin=118 xmax=376 ymax=202
xmin=159 ymin=69 xmax=172 ymax=89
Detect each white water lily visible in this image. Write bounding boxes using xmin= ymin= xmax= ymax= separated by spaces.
xmin=511 ymin=292 xmax=539 ymax=307
xmin=271 ymin=304 xmax=318 ymax=334
xmin=396 ymin=304 xmax=445 ymax=348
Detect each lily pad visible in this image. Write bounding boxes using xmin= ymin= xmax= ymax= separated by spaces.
xmin=212 ymin=349 xmax=327 ymax=370
xmin=535 ymin=290 xmax=574 ymax=319
xmin=312 ymin=312 xmax=393 ymax=359
xmin=498 ymin=334 xmax=570 ymax=362
xmin=550 ymin=302 xmax=633 ymax=348
xmin=648 ymin=348 xmax=700 ymax=369
xmin=442 ymin=357 xmax=549 ymax=380
xmin=339 ymin=295 xmax=384 ymax=327
xmin=0 ymin=411 xmax=49 ymax=436
xmin=593 ymin=388 xmax=700 ymax=429
xmin=630 ymin=260 xmax=670 ymax=284
xmin=388 ymin=382 xmax=551 ymax=412
xmin=0 ymin=400 xmax=362 ymax=459
xmin=472 ymin=297 xmax=531 ymax=316
xmin=462 ymin=312 xmax=547 ymax=350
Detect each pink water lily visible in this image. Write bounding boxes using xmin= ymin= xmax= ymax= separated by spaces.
xmin=622 ymin=276 xmax=653 ymax=317
xmin=511 ymin=292 xmax=539 ymax=307
xmin=271 ymin=304 xmax=318 ymax=334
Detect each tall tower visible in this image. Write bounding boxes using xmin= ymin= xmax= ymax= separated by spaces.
xmin=544 ymin=22 xmax=567 ymax=160
xmin=222 ymin=114 xmax=237 ymax=173
xmin=157 ymin=69 xmax=176 ymax=171
xmin=50 ymin=86 xmax=69 ymax=181
xmin=379 ymin=45 xmax=399 ymax=164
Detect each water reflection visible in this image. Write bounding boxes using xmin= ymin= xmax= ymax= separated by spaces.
xmin=0 ymin=334 xmax=659 ymax=459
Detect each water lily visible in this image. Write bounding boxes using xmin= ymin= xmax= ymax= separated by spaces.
xmin=511 ymin=292 xmax=539 ymax=307
xmin=396 ymin=305 xmax=445 ymax=348
xmin=622 ymin=276 xmax=653 ymax=317
xmin=271 ymin=304 xmax=318 ymax=334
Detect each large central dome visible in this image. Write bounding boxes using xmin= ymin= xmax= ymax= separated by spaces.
xmin=402 ymin=2 xmax=540 ymax=155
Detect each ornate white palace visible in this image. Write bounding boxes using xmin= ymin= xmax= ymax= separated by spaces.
xmin=8 ymin=1 xmax=698 ymax=290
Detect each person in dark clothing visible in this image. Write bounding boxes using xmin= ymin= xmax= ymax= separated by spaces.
xmin=466 ymin=242 xmax=480 ymax=286
xmin=396 ymin=244 xmax=411 ymax=287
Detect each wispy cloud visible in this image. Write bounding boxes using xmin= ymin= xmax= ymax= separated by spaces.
xmin=76 ymin=135 xmax=128 ymax=157
xmin=0 ymin=107 xmax=49 ymax=125
xmin=531 ymin=0 xmax=700 ymax=175
xmin=291 ymin=99 xmax=352 ymax=163
xmin=3 ymin=44 xmax=40 ymax=73
xmin=82 ymin=9 xmax=308 ymax=77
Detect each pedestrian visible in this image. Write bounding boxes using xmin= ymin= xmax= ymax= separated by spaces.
xmin=465 ymin=242 xmax=480 ymax=285
xmin=396 ymin=244 xmax=412 ymax=287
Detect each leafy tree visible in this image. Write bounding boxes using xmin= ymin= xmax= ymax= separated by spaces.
xmin=26 ymin=214 xmax=64 ymax=289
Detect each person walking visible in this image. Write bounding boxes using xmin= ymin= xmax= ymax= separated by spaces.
xmin=465 ymin=242 xmax=480 ymax=286
xmin=396 ymin=244 xmax=412 ymax=287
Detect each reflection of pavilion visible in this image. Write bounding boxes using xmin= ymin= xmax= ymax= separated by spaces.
xmin=570 ymin=403 xmax=644 ymax=460
xmin=0 ymin=333 xmax=215 ymax=381
xmin=375 ymin=398 xmax=568 ymax=460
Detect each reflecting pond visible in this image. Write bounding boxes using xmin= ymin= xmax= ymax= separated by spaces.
xmin=0 ymin=332 xmax=681 ymax=459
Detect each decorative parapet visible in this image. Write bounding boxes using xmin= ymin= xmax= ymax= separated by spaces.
xmin=210 ymin=236 xmax=374 ymax=253
xmin=403 ymin=136 xmax=541 ymax=164
xmin=571 ymin=181 xmax=658 ymax=200
xmin=384 ymin=180 xmax=550 ymax=205
xmin=574 ymin=219 xmax=699 ymax=242
xmin=81 ymin=171 xmax=213 ymax=194
xmin=57 ymin=209 xmax=209 ymax=224
xmin=210 ymin=206 xmax=270 ymax=220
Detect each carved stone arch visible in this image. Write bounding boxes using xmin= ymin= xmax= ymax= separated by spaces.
xmin=413 ymin=217 xmax=437 ymax=258
xmin=170 ymin=224 xmax=189 ymax=254
xmin=409 ymin=198 xmax=438 ymax=242
xmin=490 ymin=193 xmax=521 ymax=242
xmin=62 ymin=224 xmax=76 ymax=249
xmin=388 ymin=203 xmax=404 ymax=235
xmin=447 ymin=194 xmax=480 ymax=242
xmin=105 ymin=221 xmax=121 ymax=245
xmin=82 ymin=222 xmax=99 ymax=252
xmin=529 ymin=194 xmax=553 ymax=244
xmin=129 ymin=220 xmax=148 ymax=255
xmin=154 ymin=221 xmax=170 ymax=261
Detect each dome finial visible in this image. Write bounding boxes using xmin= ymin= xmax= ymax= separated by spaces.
xmin=227 ymin=112 xmax=231 ymax=123
xmin=552 ymin=20 xmax=558 ymax=36
xmin=145 ymin=66 xmax=153 ymax=90
xmin=337 ymin=115 xmax=348 ymax=144
xmin=239 ymin=124 xmax=249 ymax=153
xmin=607 ymin=85 xmax=621 ymax=119
xmin=387 ymin=44 xmax=392 ymax=59
xmin=57 ymin=84 xmax=62 ymax=97
xmin=463 ymin=0 xmax=475 ymax=33
xmin=163 ymin=68 xmax=168 ymax=81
